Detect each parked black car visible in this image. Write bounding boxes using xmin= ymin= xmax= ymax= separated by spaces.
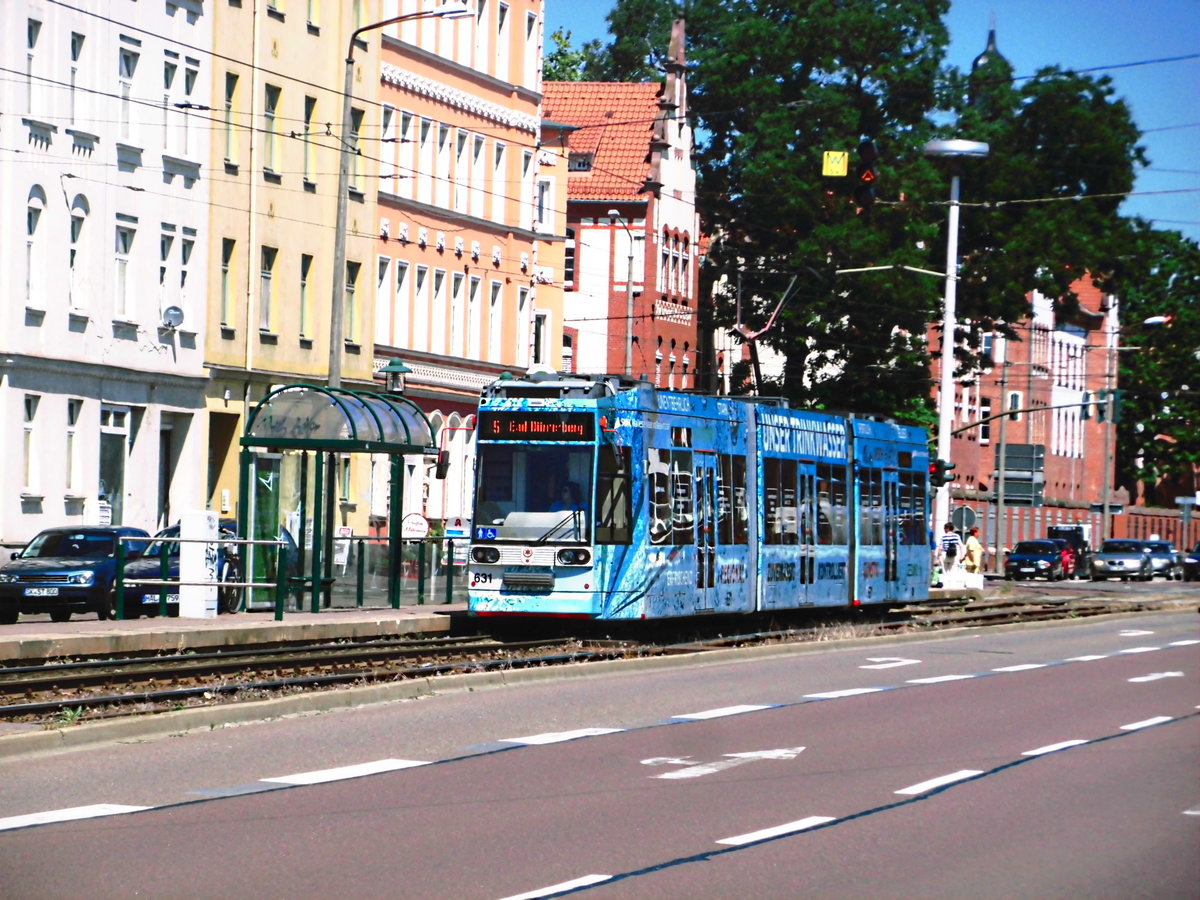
xmin=0 ymin=526 xmax=151 ymax=623
xmin=122 ymin=521 xmax=243 ymax=616
xmin=1182 ymin=542 xmax=1200 ymax=582
xmin=123 ymin=521 xmax=302 ymax=616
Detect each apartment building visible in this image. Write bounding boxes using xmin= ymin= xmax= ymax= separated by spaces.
xmin=0 ymin=0 xmax=211 ymax=544
xmin=372 ymin=0 xmax=562 ymax=528
xmin=543 ymin=20 xmax=701 ymax=388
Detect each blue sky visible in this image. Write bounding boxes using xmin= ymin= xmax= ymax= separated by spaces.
xmin=544 ymin=1 xmax=1200 ymax=244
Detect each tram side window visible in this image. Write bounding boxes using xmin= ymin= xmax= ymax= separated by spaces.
xmin=781 ymin=459 xmax=798 ymax=545
xmin=898 ymin=471 xmax=927 ymax=546
xmin=718 ymin=453 xmax=748 ymax=545
xmin=764 ymin=456 xmax=782 ymax=545
xmin=670 ymin=449 xmax=694 ymax=547
xmin=595 ymin=445 xmax=631 ymax=545
xmin=817 ymin=462 xmax=848 ymax=545
xmin=859 ymin=467 xmax=883 ymax=546
xmin=716 ymin=453 xmax=745 ymax=545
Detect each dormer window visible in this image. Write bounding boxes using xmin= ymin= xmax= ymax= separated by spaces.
xmin=568 ymin=152 xmax=594 ymax=172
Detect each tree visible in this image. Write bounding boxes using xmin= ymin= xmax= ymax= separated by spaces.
xmin=1106 ymin=224 xmax=1200 ymax=505
xmin=541 ymin=28 xmax=607 ymax=82
xmin=586 ymin=1 xmax=1148 ymax=432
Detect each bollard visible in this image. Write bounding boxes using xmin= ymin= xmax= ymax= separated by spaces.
xmin=159 ymin=539 xmax=171 ymax=618
xmin=274 ymin=546 xmax=289 ymax=621
xmin=114 ymin=540 xmax=126 ymax=620
xmin=356 ymin=537 xmax=365 ymax=607
xmin=444 ymin=539 xmax=454 ymax=605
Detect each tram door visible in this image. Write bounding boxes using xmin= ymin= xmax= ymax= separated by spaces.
xmin=694 ymin=456 xmax=719 ymax=610
xmin=798 ymin=468 xmax=817 ymax=589
xmin=884 ymin=476 xmax=899 ymax=583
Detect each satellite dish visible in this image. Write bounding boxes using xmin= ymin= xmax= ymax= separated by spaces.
xmin=161 ymin=305 xmax=185 ymax=329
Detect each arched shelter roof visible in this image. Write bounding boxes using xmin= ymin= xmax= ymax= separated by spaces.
xmin=242 ymin=384 xmax=435 ymax=454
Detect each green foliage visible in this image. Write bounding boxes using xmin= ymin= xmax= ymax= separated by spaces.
xmin=587 ymin=0 xmax=1166 ymax=455
xmin=542 ymin=28 xmax=607 ymax=82
xmin=1105 ymin=224 xmax=1200 ymax=503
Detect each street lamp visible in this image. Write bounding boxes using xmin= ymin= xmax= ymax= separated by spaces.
xmin=379 ymin=356 xmax=411 ymax=394
xmin=607 ymin=209 xmax=636 ymax=377
xmin=328 ymin=2 xmax=471 ymax=389
xmin=924 ymin=138 xmax=989 ymax=530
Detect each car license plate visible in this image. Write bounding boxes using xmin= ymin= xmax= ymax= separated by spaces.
xmin=1019 ymin=567 xmax=1035 ymax=573
xmin=24 ymin=587 xmax=59 ymax=596
xmin=140 ymin=593 xmax=179 ymax=605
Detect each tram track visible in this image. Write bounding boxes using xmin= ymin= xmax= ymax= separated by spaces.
xmin=0 ymin=596 xmax=1175 ymax=727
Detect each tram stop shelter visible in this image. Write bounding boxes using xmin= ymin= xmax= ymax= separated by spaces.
xmin=238 ymin=384 xmax=435 ymax=612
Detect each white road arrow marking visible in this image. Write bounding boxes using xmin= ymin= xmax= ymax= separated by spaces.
xmin=647 ymin=746 xmax=806 ymax=780
xmin=860 ymin=657 xmax=921 ymax=670
xmin=1128 ymin=671 xmax=1184 ymax=683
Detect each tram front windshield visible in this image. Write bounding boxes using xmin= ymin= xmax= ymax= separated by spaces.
xmin=473 ymin=444 xmax=594 ymax=543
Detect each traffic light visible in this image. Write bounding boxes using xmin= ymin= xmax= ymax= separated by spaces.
xmin=1095 ymin=389 xmax=1107 ymax=423
xmin=929 ymin=458 xmax=955 ymax=488
xmin=853 ymin=139 xmax=878 ymax=221
xmin=1080 ymin=390 xmax=1092 ymax=419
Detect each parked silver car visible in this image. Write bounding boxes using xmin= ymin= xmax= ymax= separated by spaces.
xmin=1142 ymin=540 xmax=1183 ymax=580
xmin=1090 ymin=539 xmax=1153 ymax=582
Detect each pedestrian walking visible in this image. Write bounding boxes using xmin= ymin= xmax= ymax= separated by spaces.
xmin=964 ymin=526 xmax=983 ymax=574
xmin=940 ymin=522 xmax=962 ymax=569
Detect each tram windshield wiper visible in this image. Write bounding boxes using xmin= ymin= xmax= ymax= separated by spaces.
xmin=535 ymin=509 xmax=583 ymax=543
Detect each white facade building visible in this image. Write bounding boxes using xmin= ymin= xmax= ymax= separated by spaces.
xmin=0 ymin=1 xmax=211 ymax=545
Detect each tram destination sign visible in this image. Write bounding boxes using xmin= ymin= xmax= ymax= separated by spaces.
xmin=479 ymin=410 xmax=595 ymax=441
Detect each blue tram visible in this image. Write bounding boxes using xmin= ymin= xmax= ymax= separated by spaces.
xmin=467 ymin=372 xmax=931 ymax=619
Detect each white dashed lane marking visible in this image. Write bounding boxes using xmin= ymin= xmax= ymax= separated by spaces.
xmin=716 ymin=815 xmax=836 ymax=846
xmin=1022 ymin=739 xmax=1090 ymax=756
xmin=261 ymin=759 xmax=431 ymax=785
xmin=895 ymin=770 xmax=984 ymax=795
xmin=0 ymin=804 xmax=148 ymax=832
xmin=672 ymin=704 xmax=775 ymax=720
xmin=497 ymin=873 xmax=613 ymax=899
xmin=499 ymin=727 xmax=625 ymax=745
xmin=1120 ymin=716 xmax=1175 ymax=731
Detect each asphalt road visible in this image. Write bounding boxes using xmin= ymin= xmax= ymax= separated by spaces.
xmin=2 ymin=610 xmax=1196 ymax=898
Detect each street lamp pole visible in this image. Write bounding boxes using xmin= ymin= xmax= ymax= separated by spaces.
xmin=328 ymin=3 xmax=470 ymax=389
xmin=608 ymin=209 xmax=635 ymax=377
xmin=923 ymin=139 xmax=989 ymax=530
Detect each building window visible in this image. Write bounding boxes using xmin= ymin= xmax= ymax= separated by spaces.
xmin=516 ymin=286 xmax=530 ymax=367
xmin=345 ymin=260 xmax=360 ymax=343
xmin=26 ymin=19 xmax=41 ymax=113
xmin=299 ymin=253 xmax=313 ymax=338
xmin=450 ymin=272 xmax=465 ymax=356
xmin=488 ymin=281 xmax=502 ymax=361
xmin=303 ymin=96 xmax=316 ymax=183
xmin=224 ymin=72 xmax=239 ymax=163
xmin=180 ymin=231 xmax=194 ymax=316
xmin=69 ymin=198 xmax=88 ymax=309
xmin=159 ymin=225 xmax=175 ymax=313
xmin=26 ymin=188 xmax=45 ymax=308
xmin=980 ymin=398 xmax=992 ymax=443
xmin=535 ymin=179 xmax=551 ymax=231
xmin=564 ymin=227 xmax=575 ymax=288
xmin=119 ymin=45 xmax=139 ymax=140
xmin=23 ymin=395 xmax=40 ymax=493
xmin=260 ymin=246 xmax=277 ymax=331
xmin=532 ymin=310 xmax=549 ymax=366
xmin=114 ymin=221 xmax=136 ymax=319
xmin=467 ymin=275 xmax=482 ymax=358
xmin=69 ymin=32 xmax=85 ymax=123
xmin=220 ymin=238 xmax=235 ymax=327
xmin=413 ymin=265 xmax=429 ymax=346
xmin=394 ymin=260 xmax=410 ymax=346
xmin=349 ymin=107 xmax=364 ymax=193
xmin=264 ymin=84 xmax=281 ymax=173
xmin=67 ymin=399 xmax=83 ymax=493
xmin=567 ymin=152 xmax=593 ymax=172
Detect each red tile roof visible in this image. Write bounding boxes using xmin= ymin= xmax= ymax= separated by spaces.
xmin=543 ymin=81 xmax=664 ymax=201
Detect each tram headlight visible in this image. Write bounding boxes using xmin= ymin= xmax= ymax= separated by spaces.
xmin=471 ymin=546 xmax=500 ymax=564
xmin=556 ymin=548 xmax=591 ymax=566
